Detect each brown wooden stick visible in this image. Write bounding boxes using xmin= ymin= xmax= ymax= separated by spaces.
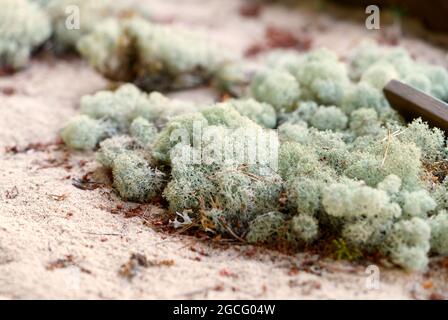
xmin=383 ymin=80 xmax=448 ymax=132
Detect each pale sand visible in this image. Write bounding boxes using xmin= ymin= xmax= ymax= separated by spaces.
xmin=1 ymin=0 xmax=447 ymax=299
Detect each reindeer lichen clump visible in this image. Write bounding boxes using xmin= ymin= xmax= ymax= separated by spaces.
xmin=1 ymin=0 xmax=151 ymax=70
xmin=6 ymin=0 xmax=448 ymax=272
xmin=60 ymin=41 xmax=448 ymax=271
xmin=0 ymin=0 xmax=51 ymax=70
xmin=349 ymin=42 xmax=448 ymax=101
xmin=60 ymin=84 xmax=199 ymax=151
xmin=78 ymin=17 xmax=235 ymax=91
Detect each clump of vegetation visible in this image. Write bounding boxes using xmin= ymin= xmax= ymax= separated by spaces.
xmin=227 ymin=98 xmax=277 ymax=129
xmin=0 ymin=0 xmax=51 ymax=70
xmin=246 ymin=211 xmax=286 ymax=244
xmin=5 ymin=0 xmax=448 ymax=274
xmin=251 ymin=48 xmax=350 ymax=109
xmin=349 ymin=41 xmax=448 ymax=101
xmin=112 ymin=152 xmax=165 ymax=202
xmin=59 ymin=35 xmax=448 ymax=271
xmin=1 ymin=0 xmax=151 ymax=70
xmin=250 ymin=68 xmax=301 ymax=112
xmin=78 ymin=17 xmax=235 ymax=91
xmin=44 ymin=0 xmax=134 ymax=52
xmin=429 ymin=211 xmax=448 ymax=256
xmin=60 ymin=115 xmax=117 ymax=150
xmin=60 ymin=84 xmax=199 ymax=150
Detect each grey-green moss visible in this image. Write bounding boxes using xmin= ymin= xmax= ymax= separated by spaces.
xmin=61 ymin=43 xmax=448 ymax=271
xmin=61 ymin=84 xmax=200 ymax=151
xmin=44 ymin=0 xmax=149 ymax=52
xmin=60 ymin=115 xmax=116 ymax=150
xmin=246 ymin=211 xmax=286 ymax=244
xmin=250 ymin=68 xmax=301 ymax=112
xmin=0 ymin=0 xmax=51 ymax=70
xmin=78 ymin=17 xmax=234 ymax=91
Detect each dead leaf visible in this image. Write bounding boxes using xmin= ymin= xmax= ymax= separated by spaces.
xmin=4 ymin=139 xmax=63 ymax=155
xmin=118 ymin=253 xmax=174 ymax=281
xmin=45 ymin=255 xmax=91 ymax=274
xmin=46 ymin=255 xmax=75 ymax=270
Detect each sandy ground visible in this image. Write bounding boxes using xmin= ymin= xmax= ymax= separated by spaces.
xmin=1 ymin=0 xmax=448 ymax=300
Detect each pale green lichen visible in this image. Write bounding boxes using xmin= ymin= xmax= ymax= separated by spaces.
xmin=341 ymin=82 xmax=391 ymax=116
xmin=377 ymin=174 xmax=402 ymax=196
xmin=429 ymin=211 xmax=448 ymax=256
xmin=322 ymin=178 xmax=401 ymax=221
xmin=214 ymin=165 xmax=283 ymax=219
xmin=431 ymin=178 xmax=448 ymax=213
xmin=349 ymin=41 xmax=448 ymax=102
xmin=250 ymin=68 xmax=301 ymax=112
xmin=61 ymin=42 xmax=448 ymax=271
xmin=278 ymin=122 xmax=309 ymax=144
xmin=320 ymin=175 xmax=436 ymax=270
xmin=61 ymin=84 xmax=199 ymax=151
xmin=246 ymin=211 xmax=286 ymax=244
xmin=385 ymin=218 xmax=431 ymax=271
xmin=226 ymin=98 xmax=277 ymax=129
xmin=310 ymin=106 xmax=348 ymax=131
xmin=44 ymin=0 xmax=143 ymax=52
xmin=423 ymin=64 xmax=448 ymax=101
xmin=397 ymin=119 xmax=446 ymax=162
xmin=80 ymin=84 xmax=197 ymax=129
xmin=345 ymin=136 xmax=422 ymax=189
xmin=133 ymin=92 xmax=198 ymax=127
xmin=294 ymin=48 xmax=350 ymax=106
xmin=152 ymin=113 xmax=208 ymax=164
xmin=361 ymin=62 xmax=399 ymax=90
xmin=262 ymin=49 xmax=304 ymax=74
xmin=112 ymin=152 xmax=165 ymax=202
xmin=307 ymin=129 xmax=350 ymax=172
xmin=287 ymin=177 xmax=324 ymax=215
xmin=348 ymin=41 xmax=383 ymax=80
xmin=322 ymin=177 xmax=402 ymax=251
xmin=251 ymin=48 xmax=351 ymax=109
xmin=60 ymin=115 xmax=116 ymax=150
xmin=349 ymin=108 xmax=382 ymax=137
xmin=278 ymin=142 xmax=321 ymax=181
xmin=80 ymin=83 xmax=149 ymax=128
xmin=96 ymin=135 xmax=137 ymax=168
xmin=129 ymin=117 xmax=158 ymax=147
xmin=163 ymin=144 xmax=219 ymax=212
xmin=401 ymin=190 xmax=436 ymax=218
xmin=290 ymin=214 xmax=319 ymax=243
xmin=205 ymin=208 xmax=229 ymax=235
xmin=278 ymin=101 xmax=318 ymax=126
xmin=152 ymin=102 xmax=263 ymax=164
xmin=279 ymin=102 xmax=349 ymax=132
xmin=278 ymin=125 xmax=350 ymax=175
xmin=163 ymin=126 xmax=282 ymax=236
xmin=213 ymin=60 xmax=254 ymax=97
xmin=78 ymin=17 xmax=234 ymax=91
xmin=201 ymin=103 xmax=258 ymax=129
xmin=0 ymin=0 xmax=51 ymax=70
